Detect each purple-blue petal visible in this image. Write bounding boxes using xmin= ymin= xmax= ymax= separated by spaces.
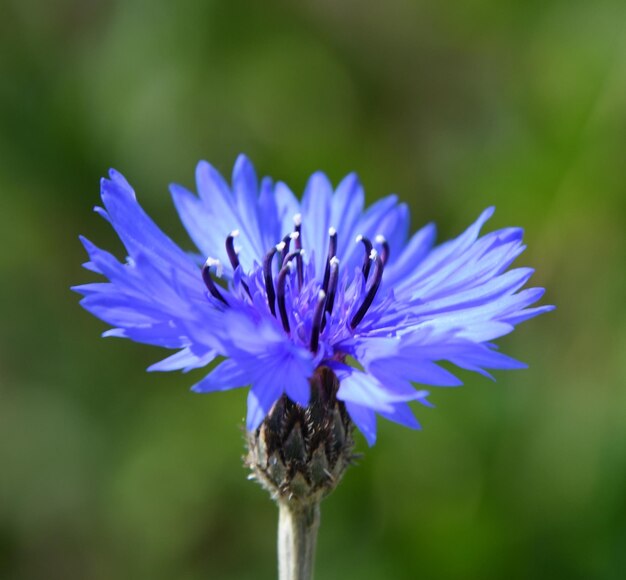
xmin=379 ymin=402 xmax=422 ymax=430
xmin=344 ymin=401 xmax=377 ymax=446
xmin=192 ymin=359 xmax=251 ymax=393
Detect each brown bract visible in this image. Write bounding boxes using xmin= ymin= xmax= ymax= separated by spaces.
xmin=246 ymin=366 xmax=357 ymax=505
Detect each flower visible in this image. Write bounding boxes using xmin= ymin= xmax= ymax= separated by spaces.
xmin=74 ymin=155 xmax=553 ymax=445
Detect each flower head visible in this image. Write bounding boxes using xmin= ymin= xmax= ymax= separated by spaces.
xmin=74 ymin=155 xmax=553 ymax=445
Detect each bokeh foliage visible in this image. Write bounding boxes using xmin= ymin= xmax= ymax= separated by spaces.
xmin=1 ymin=0 xmax=625 ymax=578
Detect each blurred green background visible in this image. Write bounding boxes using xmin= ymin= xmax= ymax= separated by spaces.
xmin=1 ymin=0 xmax=625 ymax=578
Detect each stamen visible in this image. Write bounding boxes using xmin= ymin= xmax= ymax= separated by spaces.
xmin=276 ymin=250 xmax=302 ymax=333
xmin=321 ymin=256 xmax=339 ymax=332
xmin=280 ymin=233 xmax=292 ymax=262
xmin=310 ymin=290 xmax=327 ymax=353
xmin=295 ymin=243 xmax=304 ymax=289
xmin=289 ymin=231 xmax=300 ymax=258
xmin=293 ymin=213 xmax=303 ymax=250
xmin=263 ymin=244 xmax=282 ymax=315
xmin=356 ymin=234 xmax=373 ymax=280
xmin=322 ymin=227 xmax=337 ymax=292
xmin=328 ymin=226 xmax=337 ymax=250
xmin=350 ymin=250 xmax=384 ymax=329
xmin=201 ymin=258 xmax=228 ymax=305
xmin=282 ymin=243 xmax=304 ymax=290
xmin=282 ymin=248 xmax=302 ymax=268
xmin=375 ymin=234 xmax=390 ymax=266
xmin=225 ymin=230 xmax=241 ymax=270
xmin=225 ymin=230 xmax=251 ymax=298
xmin=206 ymin=257 xmax=223 ymax=278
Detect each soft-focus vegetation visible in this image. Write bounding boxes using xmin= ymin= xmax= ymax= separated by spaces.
xmin=1 ymin=1 xmax=625 ymax=578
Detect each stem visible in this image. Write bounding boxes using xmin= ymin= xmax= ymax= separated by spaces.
xmin=278 ymin=500 xmax=321 ymax=580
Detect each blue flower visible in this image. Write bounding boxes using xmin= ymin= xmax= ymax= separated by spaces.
xmin=74 ymin=155 xmax=554 ymax=445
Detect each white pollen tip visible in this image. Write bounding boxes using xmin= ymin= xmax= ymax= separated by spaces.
xmin=369 ymin=249 xmax=378 ymax=260
xmin=375 ymin=234 xmax=386 ymax=244
xmin=293 ymin=213 xmax=302 ymax=226
xmin=355 ymin=234 xmax=364 ymax=243
xmin=299 ymin=249 xmax=307 ymax=257
xmin=290 ymin=231 xmax=300 ymax=240
xmin=318 ymin=290 xmax=326 ymax=299
xmin=330 ymin=256 xmax=340 ymax=266
xmin=234 ymin=245 xmax=242 ymax=255
xmin=230 ymin=229 xmax=240 ymax=238
xmin=276 ymin=241 xmax=286 ymax=251
xmin=329 ymin=227 xmax=337 ymax=236
xmin=287 ymin=261 xmax=297 ymax=273
xmin=205 ymin=257 xmax=223 ymax=277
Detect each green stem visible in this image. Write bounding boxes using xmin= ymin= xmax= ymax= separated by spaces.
xmin=277 ymin=500 xmax=320 ymax=580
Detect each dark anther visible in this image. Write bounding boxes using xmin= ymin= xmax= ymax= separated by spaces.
xmin=281 ymin=249 xmax=302 ymax=269
xmin=310 ymin=290 xmax=327 ymax=353
xmin=280 ymin=233 xmax=292 ymax=262
xmin=375 ymin=234 xmax=390 ymax=266
xmin=350 ymin=250 xmax=384 ymax=329
xmin=321 ymin=256 xmax=339 ymax=332
xmin=282 ymin=245 xmax=304 ymax=291
xmin=225 ymin=230 xmax=251 ymax=298
xmin=225 ymin=230 xmax=241 ymax=270
xmin=293 ymin=213 xmax=303 ymax=250
xmin=263 ymin=243 xmax=283 ymax=316
xmin=356 ymin=235 xmax=373 ymax=280
xmin=322 ymin=227 xmax=337 ymax=292
xmin=201 ymin=258 xmax=228 ymax=305
xmin=276 ymin=250 xmax=303 ymax=333
xmin=287 ymin=232 xmax=303 ymax=288
xmin=295 ymin=242 xmax=304 ymax=289
xmin=297 ymin=258 xmax=304 ymax=290
xmin=276 ymin=266 xmax=292 ymax=332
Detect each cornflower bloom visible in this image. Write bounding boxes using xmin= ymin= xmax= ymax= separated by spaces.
xmin=74 ymin=156 xmax=552 ymax=579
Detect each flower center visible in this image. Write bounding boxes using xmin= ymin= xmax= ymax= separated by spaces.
xmin=201 ymin=215 xmax=388 ymax=352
